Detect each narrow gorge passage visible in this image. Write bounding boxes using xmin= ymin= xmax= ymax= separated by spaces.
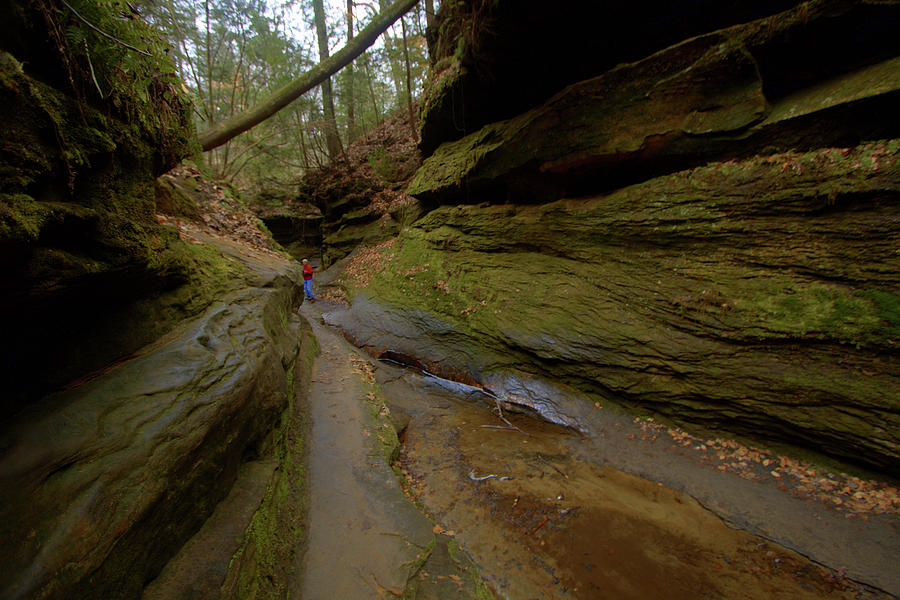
xmin=293 ymin=303 xmax=433 ymax=598
xmin=3 ymin=0 xmax=899 ymax=597
xmin=294 ymin=302 xmax=488 ymax=599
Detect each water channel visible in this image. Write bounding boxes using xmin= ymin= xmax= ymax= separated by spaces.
xmin=369 ymin=352 xmax=896 ymax=599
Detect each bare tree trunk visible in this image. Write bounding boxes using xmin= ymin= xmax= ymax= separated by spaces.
xmin=204 ymin=0 xmax=214 ymax=125
xmin=379 ymin=0 xmax=405 ymax=107
xmin=361 ymin=50 xmax=382 ymax=125
xmin=345 ymin=0 xmax=356 ymax=141
xmin=400 ymin=14 xmax=415 ymax=136
xmin=312 ymin=0 xmax=343 ymax=159
xmin=198 ymin=0 xmax=418 ymax=152
xmin=164 ymin=1 xmax=208 ymax=120
xmin=220 ymin=23 xmax=247 ymax=176
xmin=424 ymin=0 xmax=434 ymax=28
xmin=204 ymin=0 xmax=216 ymax=172
xmin=295 ymin=109 xmax=310 ymax=170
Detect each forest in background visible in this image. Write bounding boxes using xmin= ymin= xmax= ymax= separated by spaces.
xmin=141 ymin=0 xmax=434 ymax=196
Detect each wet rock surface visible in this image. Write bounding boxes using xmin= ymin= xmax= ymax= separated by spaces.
xmin=285 ymin=302 xmax=491 ymax=600
xmin=292 ymin=305 xmax=436 ymax=598
xmin=331 ymin=140 xmax=900 ymax=477
xmin=369 ymin=355 xmax=899 ymax=598
xmin=0 ymin=237 xmax=303 ymax=599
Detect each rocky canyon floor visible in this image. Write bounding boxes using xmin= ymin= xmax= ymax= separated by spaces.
xmin=145 ymin=208 xmax=899 ymax=600
xmin=294 ymin=295 xmax=899 ymax=600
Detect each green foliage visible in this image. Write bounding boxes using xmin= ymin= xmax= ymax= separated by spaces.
xmin=55 ymin=0 xmax=197 ymax=163
xmin=135 ymin=0 xmax=431 ymax=194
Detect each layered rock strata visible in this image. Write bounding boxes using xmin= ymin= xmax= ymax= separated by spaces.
xmin=0 ymin=0 xmax=198 ymax=417
xmin=323 ymin=0 xmax=900 ymax=476
xmin=413 ymin=1 xmax=900 ymax=204
xmin=0 ymin=240 xmax=304 ymax=599
xmin=335 ymin=140 xmax=900 ymax=476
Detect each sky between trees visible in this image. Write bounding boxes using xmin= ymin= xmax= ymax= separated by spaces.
xmin=142 ymin=0 xmax=435 ymax=193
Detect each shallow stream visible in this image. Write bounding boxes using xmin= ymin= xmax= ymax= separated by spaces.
xmin=373 ymin=360 xmax=892 ymax=599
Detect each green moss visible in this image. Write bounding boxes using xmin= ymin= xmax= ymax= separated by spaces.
xmin=78 ymin=234 xmax=250 ymax=366
xmin=354 ymin=170 xmax=900 ymax=473
xmin=155 ymin=176 xmax=201 ymax=219
xmin=0 ymin=51 xmax=24 ymax=87
xmin=221 ymin=320 xmax=319 ymax=599
xmin=178 ymin=241 xmax=245 ymax=295
xmin=399 ymin=535 xmax=495 ymax=600
xmin=399 ymin=536 xmax=437 ymax=600
xmin=367 ymin=146 xmax=419 ymax=183
xmin=0 ymin=0 xmax=197 ymax=250
xmin=408 ymin=121 xmax=506 ymax=196
xmin=349 ymin=357 xmax=403 ymax=463
xmin=741 ymin=282 xmax=890 ymax=344
xmin=861 ymin=289 xmax=900 ymax=338
xmin=0 ymin=194 xmax=55 ymax=242
xmin=417 ymin=58 xmax=467 ymax=145
xmin=363 ymin=228 xmax=591 ymax=350
xmin=255 ymin=218 xmax=274 ymax=239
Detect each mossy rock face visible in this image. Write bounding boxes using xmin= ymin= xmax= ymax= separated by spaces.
xmin=220 ymin=318 xmax=317 ymax=600
xmin=414 ymin=0 xmax=900 ymax=204
xmin=0 ymin=236 xmax=304 ymax=600
xmin=322 ymin=211 xmax=404 ymax=267
xmin=154 ymin=173 xmax=202 ymax=220
xmin=0 ymin=0 xmax=199 ymax=416
xmin=419 ymin=0 xmax=819 ymax=155
xmin=335 ymin=142 xmax=900 ymax=476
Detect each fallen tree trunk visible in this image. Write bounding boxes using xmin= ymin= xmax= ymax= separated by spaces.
xmin=198 ymin=0 xmax=418 ymax=151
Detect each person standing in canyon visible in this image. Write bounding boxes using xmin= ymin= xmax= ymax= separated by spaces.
xmin=302 ymin=259 xmax=316 ymax=302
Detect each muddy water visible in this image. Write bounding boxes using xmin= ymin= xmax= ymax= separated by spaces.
xmin=377 ymin=365 xmax=878 ymax=600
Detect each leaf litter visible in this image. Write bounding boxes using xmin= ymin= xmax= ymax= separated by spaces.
xmin=157 ymin=164 xmax=286 ymax=259
xmin=631 ymin=416 xmax=899 ymax=517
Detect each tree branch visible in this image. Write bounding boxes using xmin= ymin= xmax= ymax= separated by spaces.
xmin=198 ymin=0 xmax=418 ymax=151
